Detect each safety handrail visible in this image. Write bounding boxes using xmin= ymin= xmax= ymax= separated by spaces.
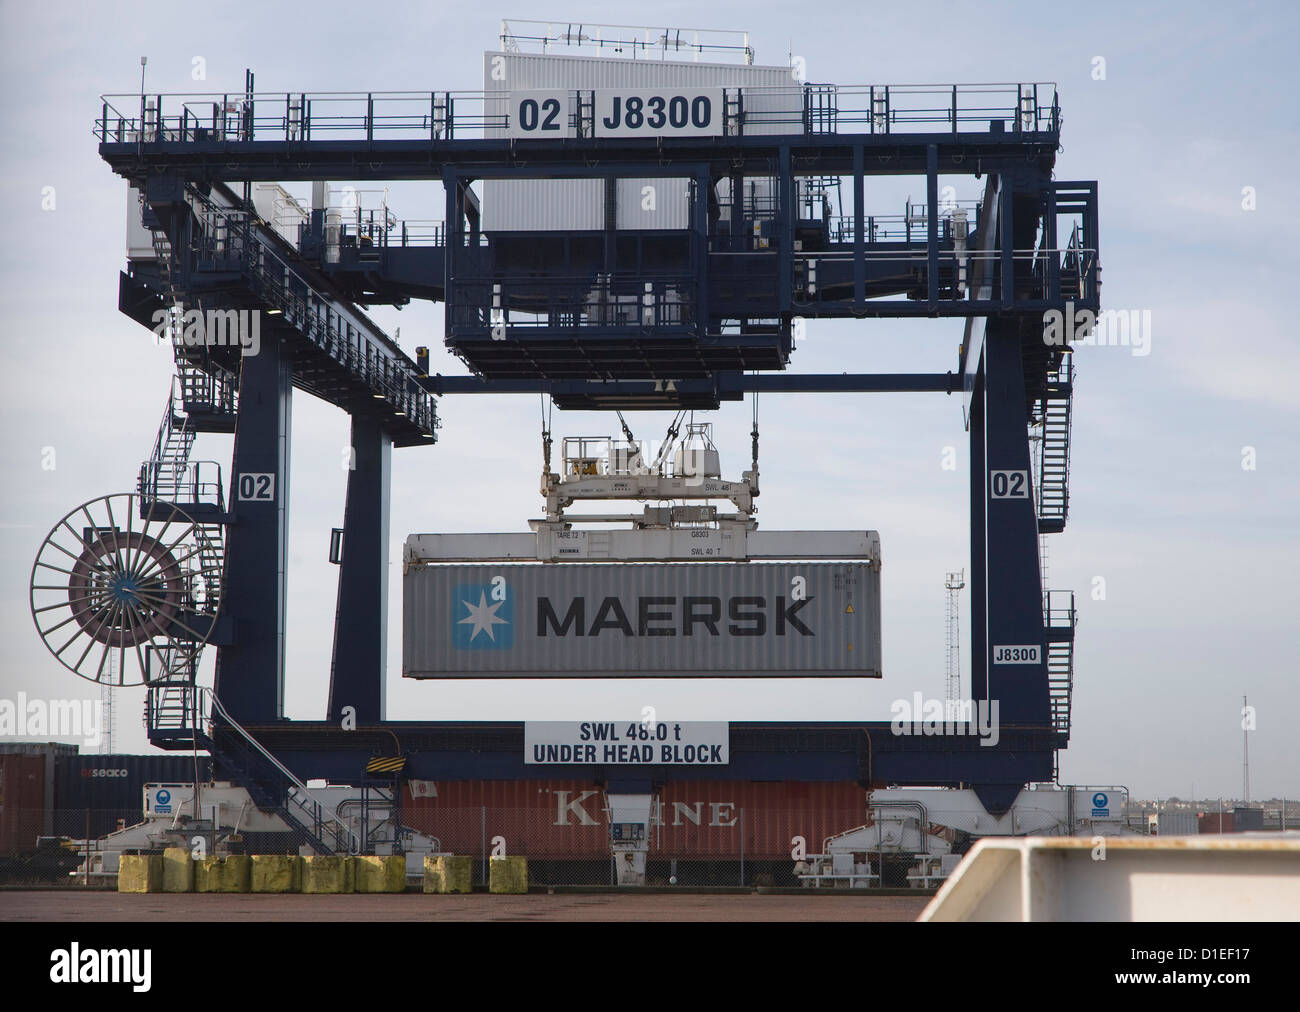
xmin=1044 ymin=589 xmax=1076 ymax=628
xmin=181 ymin=189 xmax=437 ymax=435
xmin=96 ymin=82 xmax=1060 ymax=144
xmin=200 ymin=687 xmax=358 ymax=853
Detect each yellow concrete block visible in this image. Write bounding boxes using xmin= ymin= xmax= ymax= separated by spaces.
xmin=355 ymin=855 xmax=406 ymax=893
xmin=423 ymin=855 xmax=473 ymax=894
xmin=117 ymin=854 xmax=163 ymax=893
xmin=301 ymin=855 xmax=355 ymax=893
xmin=162 ymin=847 xmax=194 ymax=893
xmin=489 ymin=855 xmax=528 ymax=894
xmin=251 ymin=854 xmax=303 ymax=893
xmin=194 ymin=855 xmax=252 ymax=893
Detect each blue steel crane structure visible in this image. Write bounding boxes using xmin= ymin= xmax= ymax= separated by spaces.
xmin=86 ymin=64 xmax=1097 ymax=817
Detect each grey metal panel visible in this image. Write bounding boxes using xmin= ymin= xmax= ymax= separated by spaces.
xmin=615 ymin=177 xmax=691 ymax=230
xmin=1156 ymin=813 xmax=1200 ymax=836
xmin=482 ymin=179 xmax=604 ymax=232
xmin=403 ymin=561 xmax=881 ymax=678
xmin=735 ymin=85 xmax=805 ymax=136
xmin=483 ymin=52 xmax=797 ymax=95
xmin=406 ymin=533 xmax=540 ymax=563
xmin=405 ymin=530 xmax=882 ymax=563
xmin=481 ymin=51 xmax=800 ymax=232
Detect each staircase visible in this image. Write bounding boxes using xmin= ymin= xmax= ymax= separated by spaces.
xmin=1044 ymin=590 xmax=1076 ymax=737
xmin=148 ymin=221 xmax=180 ymax=311
xmin=147 ymin=683 xmax=359 ymax=856
xmin=144 ymin=645 xmax=201 ymax=731
xmin=1034 ymin=354 xmax=1076 ymax=776
xmin=207 ymin=690 xmax=359 ymax=856
xmin=1035 ymin=351 xmax=1073 ymax=534
xmin=137 ymin=350 xmax=237 ymax=748
xmin=138 ymin=362 xmax=235 ymax=617
xmin=140 ymin=375 xmax=195 ymax=505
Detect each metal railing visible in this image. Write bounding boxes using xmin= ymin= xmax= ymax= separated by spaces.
xmin=500 ymin=19 xmax=754 ymax=64
xmin=790 ymin=247 xmax=1098 ymax=305
xmin=335 ymin=219 xmax=447 ymax=249
xmin=827 ymin=201 xmax=983 ymax=244
xmin=138 ymin=458 xmax=226 ymax=510
xmin=146 ymin=682 xmax=358 ymax=854
xmin=200 ymin=687 xmax=359 ymax=855
xmin=96 ymin=82 xmax=1060 ymax=144
xmin=180 ymin=190 xmax=437 ymax=434
xmin=450 ymin=274 xmax=696 ymax=333
xmin=177 ymin=362 xmax=239 ymax=416
xmin=1044 ymin=589 xmax=1076 ymax=630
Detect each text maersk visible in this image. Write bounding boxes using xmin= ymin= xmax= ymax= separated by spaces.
xmin=537 ymin=595 xmax=814 ymax=637
xmin=536 ymin=743 xmax=725 ymax=764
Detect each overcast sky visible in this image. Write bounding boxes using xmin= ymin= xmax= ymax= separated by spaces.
xmin=1 ymin=0 xmax=1296 ymax=801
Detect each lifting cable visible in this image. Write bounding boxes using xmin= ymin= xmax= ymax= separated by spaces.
xmin=615 ymin=409 xmax=636 ymax=446
xmin=751 ymin=384 xmax=760 ymax=473
xmin=651 ymin=409 xmax=686 ymax=475
xmin=539 ymin=394 xmax=553 ymax=473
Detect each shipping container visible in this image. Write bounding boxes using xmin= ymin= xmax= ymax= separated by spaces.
xmin=1198 ymin=811 xmax=1236 ymax=834
xmin=53 ymin=754 xmax=211 ymax=840
xmin=1154 ymin=812 xmax=1199 ymax=836
xmin=1233 ymin=806 xmax=1264 ymax=832
xmin=403 ymin=561 xmax=881 ymax=678
xmin=481 ymin=50 xmax=801 ymax=232
xmin=0 ymin=743 xmax=76 ymax=853
xmin=401 ymin=779 xmax=868 ymax=860
xmin=0 ymin=754 xmax=47 ymax=854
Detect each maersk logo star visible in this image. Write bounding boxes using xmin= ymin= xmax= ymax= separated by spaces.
xmin=459 ymin=591 xmax=508 ymax=641
xmin=453 ymin=584 xmax=514 ymax=650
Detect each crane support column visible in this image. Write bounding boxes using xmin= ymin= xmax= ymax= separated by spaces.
xmin=978 ymin=325 xmax=1050 ymax=728
xmin=328 ymin=415 xmax=392 ymax=724
xmin=213 ymin=330 xmax=292 ymax=724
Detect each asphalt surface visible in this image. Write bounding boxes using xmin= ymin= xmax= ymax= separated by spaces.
xmin=0 ymin=890 xmax=928 ymax=922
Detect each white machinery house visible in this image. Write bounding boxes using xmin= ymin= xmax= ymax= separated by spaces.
xmin=797 ymin=785 xmax=1136 ymax=888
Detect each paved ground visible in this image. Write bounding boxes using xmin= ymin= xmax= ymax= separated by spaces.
xmin=0 ymin=890 xmax=928 ymax=922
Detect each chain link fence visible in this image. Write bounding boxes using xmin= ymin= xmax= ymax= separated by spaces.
xmin=3 ymin=805 xmax=910 ymax=888
xmin=403 ymin=805 xmax=881 ymax=887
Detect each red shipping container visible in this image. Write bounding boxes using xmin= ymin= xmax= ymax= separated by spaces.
xmin=1198 ymin=811 xmax=1236 ymax=834
xmin=0 ymin=754 xmax=47 ymax=855
xmin=401 ymin=779 xmax=868 ymax=860
xmin=657 ymin=781 xmax=867 ymax=860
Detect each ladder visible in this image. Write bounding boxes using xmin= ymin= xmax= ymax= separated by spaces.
xmin=146 ymin=683 xmax=360 ymax=856
xmin=1036 ymin=351 xmax=1073 ymax=533
xmin=804 ymin=85 xmax=838 ymax=134
xmin=1044 ymin=590 xmax=1076 ymax=737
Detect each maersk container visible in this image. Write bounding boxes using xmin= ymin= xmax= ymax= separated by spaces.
xmin=403 ymin=561 xmax=882 ymax=678
xmin=481 ymin=50 xmax=802 ymax=232
xmin=400 ymin=779 xmax=868 ymax=860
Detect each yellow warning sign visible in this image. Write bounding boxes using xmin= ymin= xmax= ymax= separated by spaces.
xmin=845 ymin=603 xmax=855 ymax=614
